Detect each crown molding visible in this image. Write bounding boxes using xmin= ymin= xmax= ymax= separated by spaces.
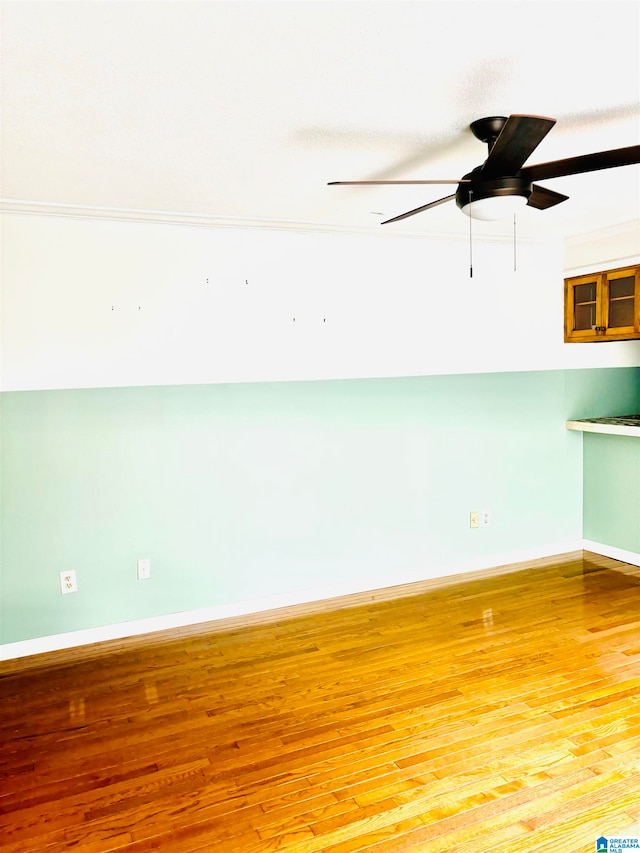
xmin=565 ymin=219 xmax=640 ymax=246
xmin=0 ymin=198 xmax=547 ymax=245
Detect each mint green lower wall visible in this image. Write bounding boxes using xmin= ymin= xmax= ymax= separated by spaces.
xmin=1 ymin=367 xmax=639 ymax=646
xmin=584 ymin=433 xmax=640 ymax=553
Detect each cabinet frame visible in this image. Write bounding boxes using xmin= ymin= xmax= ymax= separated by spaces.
xmin=564 ymin=264 xmax=640 ymax=342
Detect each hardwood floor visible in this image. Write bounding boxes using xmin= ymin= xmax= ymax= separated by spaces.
xmin=2 ymin=551 xmax=640 ymax=852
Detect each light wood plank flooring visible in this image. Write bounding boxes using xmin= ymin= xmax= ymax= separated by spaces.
xmin=2 ymin=551 xmax=640 ymax=852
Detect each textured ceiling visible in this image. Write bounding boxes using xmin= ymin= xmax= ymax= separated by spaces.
xmin=1 ymin=0 xmax=639 ymax=240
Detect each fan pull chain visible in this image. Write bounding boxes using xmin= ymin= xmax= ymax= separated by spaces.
xmin=469 ymin=188 xmax=473 ymax=278
xmin=513 ymin=213 xmax=517 ymax=272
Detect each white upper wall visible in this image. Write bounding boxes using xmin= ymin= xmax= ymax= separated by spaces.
xmin=1 ymin=213 xmax=639 ymax=392
xmin=564 ymin=220 xmax=640 ymax=275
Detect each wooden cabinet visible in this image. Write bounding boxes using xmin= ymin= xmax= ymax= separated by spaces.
xmin=565 ymin=265 xmax=640 ymax=342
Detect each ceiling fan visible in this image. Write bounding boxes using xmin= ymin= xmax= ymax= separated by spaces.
xmin=329 ymin=114 xmax=640 ymax=223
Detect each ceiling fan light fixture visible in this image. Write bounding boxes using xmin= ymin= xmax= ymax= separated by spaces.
xmin=461 ymin=193 xmax=528 ymax=221
xmin=455 ymin=175 xmax=532 ymax=221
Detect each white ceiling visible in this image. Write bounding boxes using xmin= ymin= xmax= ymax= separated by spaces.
xmin=1 ymin=0 xmax=639 ymax=240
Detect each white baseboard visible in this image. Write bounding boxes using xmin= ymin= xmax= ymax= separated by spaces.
xmin=0 ymin=540 xmax=585 ymax=662
xmin=582 ymin=539 xmax=640 ymax=568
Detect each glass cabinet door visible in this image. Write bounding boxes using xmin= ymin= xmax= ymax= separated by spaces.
xmin=573 ymin=280 xmax=598 ymax=331
xmin=605 ymin=269 xmax=637 ymax=331
xmin=565 ymin=275 xmax=602 ymax=340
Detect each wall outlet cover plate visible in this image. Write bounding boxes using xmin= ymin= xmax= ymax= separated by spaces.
xmin=60 ymin=570 xmax=78 ymax=594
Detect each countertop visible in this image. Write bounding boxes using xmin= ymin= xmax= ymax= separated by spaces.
xmin=566 ymin=414 xmax=640 ymax=437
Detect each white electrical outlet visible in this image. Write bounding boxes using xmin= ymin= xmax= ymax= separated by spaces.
xmin=470 ymin=511 xmax=480 ymax=529
xmin=480 ymin=510 xmax=491 ymax=527
xmin=60 ymin=570 xmax=78 ymax=594
xmin=137 ymin=558 xmax=151 ymax=580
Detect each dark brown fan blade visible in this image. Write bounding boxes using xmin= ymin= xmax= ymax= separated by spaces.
xmin=328 ymin=179 xmax=468 ymax=185
xmin=522 ymin=145 xmax=640 ymax=182
xmin=527 ymin=184 xmax=569 ymax=210
xmin=381 ymin=194 xmax=456 ymax=224
xmin=482 ymin=114 xmax=556 ymax=175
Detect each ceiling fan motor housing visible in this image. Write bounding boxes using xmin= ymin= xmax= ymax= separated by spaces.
xmin=455 ymin=173 xmax=533 ymax=211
